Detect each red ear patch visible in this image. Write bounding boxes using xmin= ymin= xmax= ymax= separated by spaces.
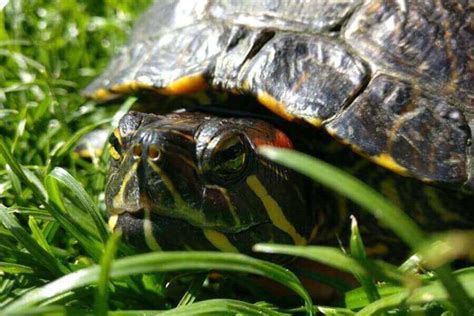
xmin=254 ymin=129 xmax=293 ymax=149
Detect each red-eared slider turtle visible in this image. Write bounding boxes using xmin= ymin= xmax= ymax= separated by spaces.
xmin=84 ymin=1 xmax=473 ymax=258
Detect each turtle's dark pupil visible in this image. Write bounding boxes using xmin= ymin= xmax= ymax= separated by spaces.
xmin=211 ymin=136 xmax=247 ymax=178
xmin=215 ymin=144 xmax=245 ymax=172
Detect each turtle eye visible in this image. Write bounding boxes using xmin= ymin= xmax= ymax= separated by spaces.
xmin=108 ymin=128 xmax=122 ymax=161
xmin=207 ymin=134 xmax=249 ymax=182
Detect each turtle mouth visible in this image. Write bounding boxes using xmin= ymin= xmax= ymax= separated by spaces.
xmin=127 ymin=208 xmax=145 ymax=218
xmin=108 ymin=206 xmax=143 ymax=216
xmin=108 ymin=208 xmax=145 ymax=230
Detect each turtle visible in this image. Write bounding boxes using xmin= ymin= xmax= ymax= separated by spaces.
xmin=83 ymin=0 xmax=474 ymax=259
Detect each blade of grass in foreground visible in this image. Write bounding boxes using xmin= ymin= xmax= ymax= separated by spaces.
xmin=177 ymin=273 xmax=207 ymax=307
xmin=159 ymin=299 xmax=289 ymax=316
xmin=356 ymin=268 xmax=474 ymax=315
xmin=55 ymin=300 xmax=290 ymax=316
xmin=0 ymin=204 xmax=67 ymax=277
xmin=48 ymin=167 xmax=109 ymax=243
xmin=4 ymin=252 xmax=313 ymax=315
xmin=258 ymin=147 xmax=474 ymax=314
xmin=0 ymin=138 xmax=103 ymax=261
xmin=349 ymin=216 xmax=380 ymax=303
xmin=0 ymin=262 xmax=34 ymax=274
xmin=345 ymin=284 xmax=403 ymax=310
xmin=283 ymin=305 xmax=355 ymax=315
xmin=0 ymin=139 xmax=47 ymax=202
xmin=254 ymin=244 xmax=403 ymax=285
xmin=50 ymin=118 xmax=111 ymax=164
xmin=95 ymin=232 xmax=121 ymax=316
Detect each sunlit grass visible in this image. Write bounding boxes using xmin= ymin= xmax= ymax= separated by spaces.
xmin=0 ymin=1 xmax=473 ymax=315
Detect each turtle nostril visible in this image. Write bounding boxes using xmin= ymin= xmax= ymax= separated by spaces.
xmin=132 ymin=144 xmax=143 ymax=159
xmin=148 ymin=144 xmax=161 ymax=161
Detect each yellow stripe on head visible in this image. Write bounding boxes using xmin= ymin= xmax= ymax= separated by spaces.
xmin=148 ymin=160 xmax=185 ymax=207
xmin=108 ymin=144 xmax=121 ymax=161
xmin=203 ymin=229 xmax=239 ymax=253
xmin=143 ymin=208 xmax=162 ymax=251
xmin=205 ymin=184 xmax=240 ymax=226
xmin=148 ymin=160 xmax=208 ymax=227
xmin=112 ymin=161 xmax=139 ymax=209
xmin=108 ymin=215 xmax=119 ymax=231
xmin=246 ymin=175 xmax=306 ymax=245
xmin=113 ymin=128 xmax=123 ymax=146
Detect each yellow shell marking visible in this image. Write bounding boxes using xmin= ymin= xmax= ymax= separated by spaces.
xmin=143 ymin=208 xmax=162 ymax=251
xmin=75 ymin=148 xmax=103 ymax=159
xmin=257 ymin=91 xmax=322 ymax=127
xmin=157 ymin=74 xmax=207 ymax=95
xmin=246 ymin=175 xmax=306 ymax=245
xmin=93 ymin=88 xmax=118 ymax=101
xmin=371 ymin=153 xmax=409 ymax=176
xmin=111 ymin=81 xmax=152 ymax=94
xmin=203 ymin=229 xmax=239 ymax=253
xmin=326 ymin=126 xmax=411 ymax=177
xmin=93 ymin=74 xmax=206 ymax=100
xmin=303 ymin=117 xmax=323 ymax=127
xmin=257 ymin=91 xmax=296 ymax=122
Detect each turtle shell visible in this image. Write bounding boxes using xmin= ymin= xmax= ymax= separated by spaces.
xmin=84 ymin=0 xmax=474 ymax=190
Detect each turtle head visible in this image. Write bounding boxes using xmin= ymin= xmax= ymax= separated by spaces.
xmin=106 ymin=111 xmax=316 ymax=253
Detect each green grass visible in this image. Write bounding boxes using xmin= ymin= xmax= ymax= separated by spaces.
xmin=0 ymin=1 xmax=473 ymax=315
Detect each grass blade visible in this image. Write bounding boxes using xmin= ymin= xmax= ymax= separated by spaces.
xmin=0 ymin=262 xmax=34 ymax=274
xmin=0 ymin=204 xmax=66 ymax=277
xmin=4 ymin=252 xmax=312 ymax=314
xmin=356 ymin=268 xmax=474 ymax=315
xmin=254 ymin=243 xmax=366 ymax=275
xmin=160 ymin=298 xmax=289 ymax=316
xmin=51 ymin=118 xmax=111 ymax=163
xmin=417 ymin=231 xmax=474 ymax=269
xmin=21 ymin=166 xmax=48 ymax=201
xmin=255 ymin=243 xmax=405 ymax=286
xmin=177 ymin=273 xmax=207 ymax=307
xmin=48 ymin=167 xmax=109 ymax=242
xmin=27 ymin=216 xmax=53 ymax=253
xmin=44 ymin=174 xmax=103 ymax=261
xmin=345 ymin=284 xmax=403 ymax=310
xmin=349 ymin=216 xmax=380 ymax=303
xmin=95 ymin=231 xmax=121 ymax=316
xmin=0 ymin=137 xmax=100 ymax=260
xmin=0 ymin=139 xmax=45 ymax=202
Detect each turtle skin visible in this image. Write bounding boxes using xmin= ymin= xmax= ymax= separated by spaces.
xmin=104 ymin=110 xmax=473 ymax=260
xmin=84 ymin=0 xmax=474 ymax=191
